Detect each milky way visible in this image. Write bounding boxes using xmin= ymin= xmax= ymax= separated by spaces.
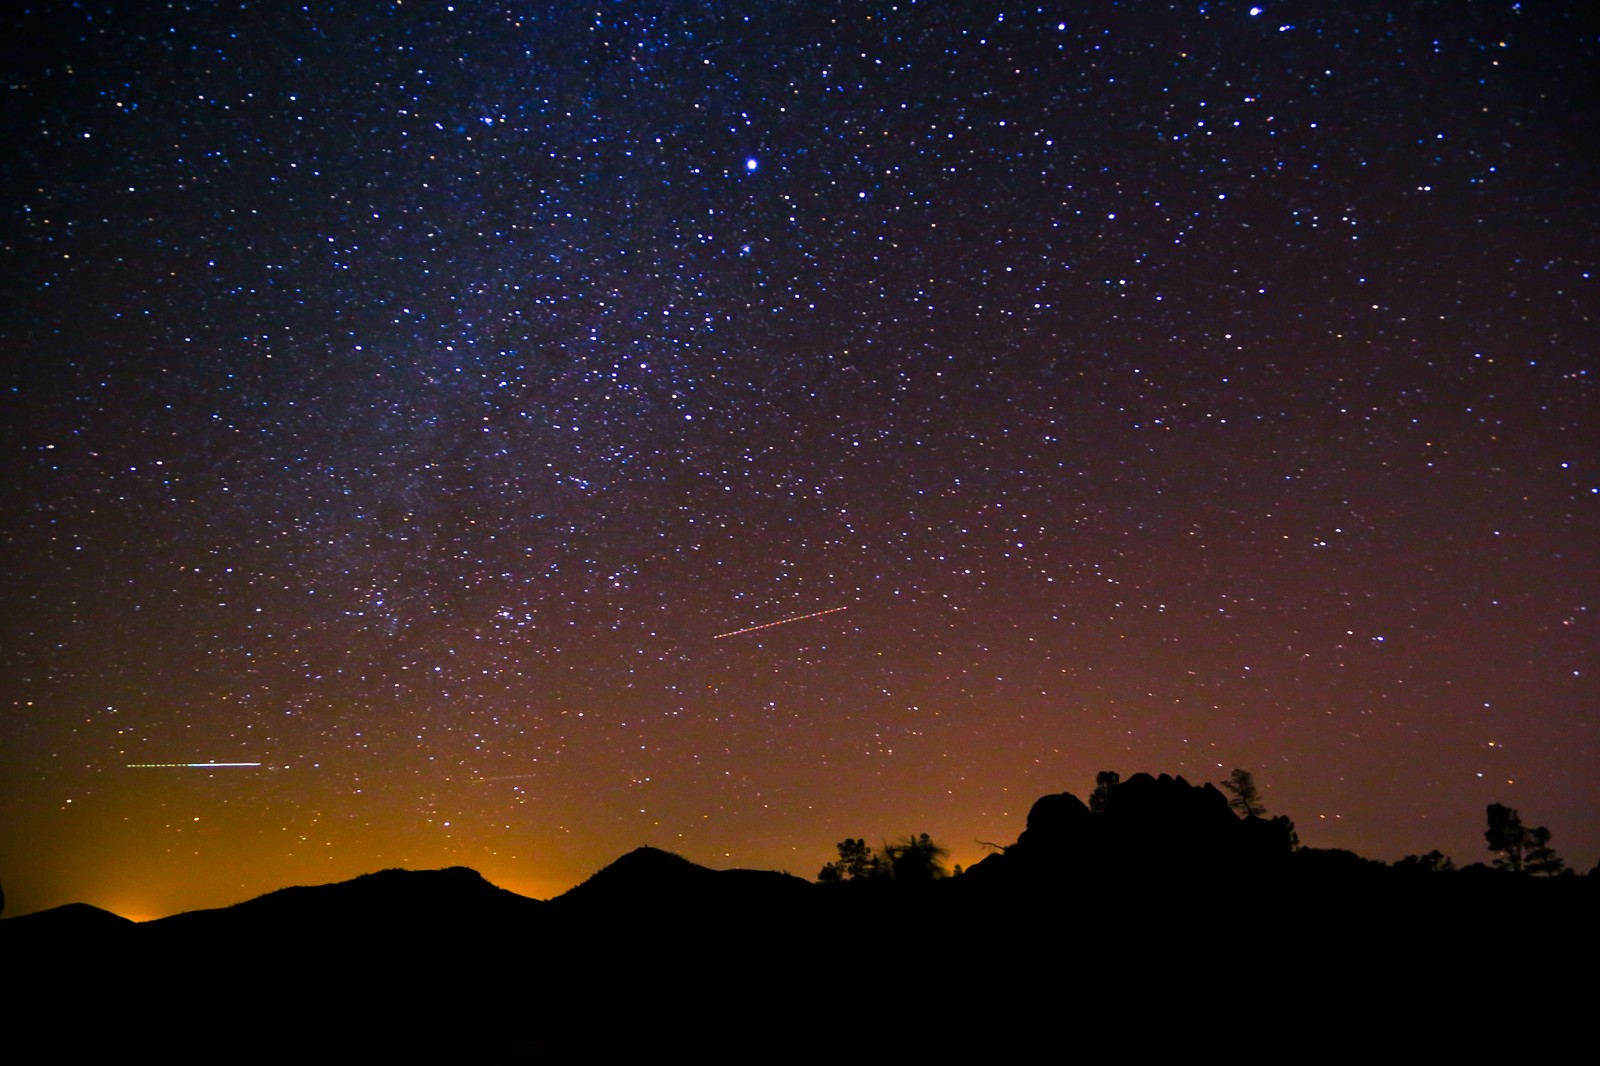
xmin=2 ymin=1 xmax=1595 ymax=917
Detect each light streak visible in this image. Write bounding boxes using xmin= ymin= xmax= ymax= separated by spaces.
xmin=125 ymin=762 xmax=263 ymax=769
xmin=712 ymin=605 xmax=849 ymax=640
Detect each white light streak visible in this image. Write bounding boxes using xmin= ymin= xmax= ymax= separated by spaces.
xmin=125 ymin=762 xmax=263 ymax=769
xmin=712 ymin=605 xmax=849 ymax=640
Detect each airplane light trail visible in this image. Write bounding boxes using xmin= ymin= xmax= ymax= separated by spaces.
xmin=712 ymin=605 xmax=848 ymax=640
xmin=126 ymin=762 xmax=263 ymax=769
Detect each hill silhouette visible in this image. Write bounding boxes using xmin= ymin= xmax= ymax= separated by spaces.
xmin=0 ymin=900 xmax=136 ymax=953
xmin=552 ymin=845 xmax=813 ymax=915
xmin=149 ymin=863 xmax=543 ymax=945
xmin=3 ymin=775 xmax=1591 ymax=1061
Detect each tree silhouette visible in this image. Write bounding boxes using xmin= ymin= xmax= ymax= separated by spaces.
xmin=884 ymin=833 xmax=949 ymax=884
xmin=1394 ymin=850 xmax=1455 ymax=874
xmin=1220 ymin=768 xmax=1267 ymax=818
xmin=1089 ymin=770 xmax=1120 ymax=813
xmin=1525 ymin=825 xmax=1566 ymax=877
xmin=818 ymin=837 xmax=881 ymax=882
xmin=819 ymin=834 xmax=948 ymax=883
xmin=1484 ymin=804 xmax=1567 ymax=874
xmin=1485 ymin=804 xmax=1529 ymax=873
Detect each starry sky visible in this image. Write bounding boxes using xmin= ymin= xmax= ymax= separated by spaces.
xmin=2 ymin=1 xmax=1595 ymax=919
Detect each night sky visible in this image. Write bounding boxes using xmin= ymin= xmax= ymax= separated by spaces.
xmin=3 ymin=1 xmax=1595 ymax=919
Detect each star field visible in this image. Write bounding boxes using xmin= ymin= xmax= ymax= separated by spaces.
xmin=2 ymin=1 xmax=1595 ymax=917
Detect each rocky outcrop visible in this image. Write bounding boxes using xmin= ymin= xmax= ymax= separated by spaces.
xmin=969 ymin=772 xmax=1297 ymax=886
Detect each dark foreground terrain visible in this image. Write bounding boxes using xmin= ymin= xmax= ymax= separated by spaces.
xmin=5 ymin=774 xmax=1592 ymax=1062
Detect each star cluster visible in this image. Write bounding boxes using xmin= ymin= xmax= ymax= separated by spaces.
xmin=2 ymin=1 xmax=1595 ymax=917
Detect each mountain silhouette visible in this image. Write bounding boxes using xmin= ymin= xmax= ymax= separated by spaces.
xmin=3 ymin=779 xmax=1592 ymax=1061
xmin=551 ymin=845 xmax=813 ymax=916
xmin=148 ymin=863 xmax=543 ymax=946
xmin=0 ymin=900 xmax=135 ymax=953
